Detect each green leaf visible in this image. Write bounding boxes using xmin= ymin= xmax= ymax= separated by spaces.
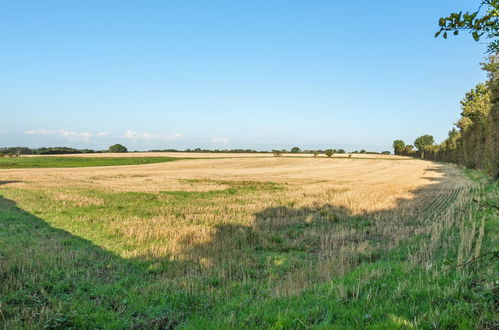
xmin=439 ymin=17 xmax=446 ymax=26
xmin=443 ymin=31 xmax=448 ymax=39
xmin=472 ymin=31 xmax=480 ymax=41
xmin=454 ymin=30 xmax=459 ymax=35
xmin=435 ymin=31 xmax=441 ymax=38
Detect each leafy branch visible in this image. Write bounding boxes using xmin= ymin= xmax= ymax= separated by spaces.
xmin=436 ymin=0 xmax=499 ymax=53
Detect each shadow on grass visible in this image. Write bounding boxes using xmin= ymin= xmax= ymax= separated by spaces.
xmin=0 ymin=196 xmax=185 ymax=329
xmin=166 ymin=163 xmax=456 ymax=282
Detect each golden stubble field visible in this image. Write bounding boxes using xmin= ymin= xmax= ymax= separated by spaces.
xmin=0 ymin=156 xmax=472 ymax=295
xmin=21 ymin=151 xmax=408 ymax=159
xmin=2 ymin=155 xmax=432 ymax=204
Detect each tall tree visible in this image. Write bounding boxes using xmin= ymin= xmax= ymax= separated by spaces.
xmin=414 ymin=135 xmax=435 ymax=152
xmin=434 ymin=2 xmax=499 ymax=177
xmin=392 ymin=140 xmax=405 ymax=155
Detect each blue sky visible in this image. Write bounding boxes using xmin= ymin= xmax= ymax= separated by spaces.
xmin=0 ymin=0 xmax=488 ymax=151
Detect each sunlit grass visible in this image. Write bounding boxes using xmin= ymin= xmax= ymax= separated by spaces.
xmin=0 ymin=156 xmax=180 ymax=168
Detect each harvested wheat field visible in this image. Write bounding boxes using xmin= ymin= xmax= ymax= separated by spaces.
xmin=0 ymin=156 xmax=497 ymax=328
xmin=22 ymin=151 xmax=408 ymax=159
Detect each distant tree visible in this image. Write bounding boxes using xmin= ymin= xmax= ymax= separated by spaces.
xmin=381 ymin=151 xmax=391 ymax=155
xmin=325 ymin=149 xmax=333 ymax=157
xmin=392 ymin=140 xmax=406 ymax=155
xmin=0 ymin=152 xmax=4 ymax=157
xmin=108 ymin=144 xmax=128 ymax=153
xmin=436 ymin=0 xmax=499 ymax=53
xmin=290 ymin=147 xmax=301 ymax=153
xmin=404 ymin=145 xmax=415 ymax=155
xmin=7 ymin=152 xmax=14 ymax=158
xmin=337 ymin=149 xmax=346 ymax=154
xmin=414 ymin=135 xmax=435 ymax=152
xmin=360 ymin=149 xmax=366 ymax=154
xmin=313 ymin=151 xmax=319 ymax=157
xmin=272 ymin=150 xmax=282 ymax=157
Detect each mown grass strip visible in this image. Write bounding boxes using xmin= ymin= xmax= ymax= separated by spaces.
xmin=0 ymin=156 xmax=181 ymax=169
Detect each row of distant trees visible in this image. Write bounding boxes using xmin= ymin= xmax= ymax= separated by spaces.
xmin=392 ymin=1 xmax=499 ymax=179
xmin=273 ymin=148 xmax=390 ymax=157
xmin=0 ymin=146 xmax=99 ymax=156
xmin=151 ymin=148 xmax=264 ymax=153
xmin=153 ymin=147 xmax=389 ymax=154
xmin=392 ymin=135 xmax=435 ymax=158
xmin=0 ymin=145 xmax=128 ymax=157
xmin=1 ymin=144 xmax=391 ymax=157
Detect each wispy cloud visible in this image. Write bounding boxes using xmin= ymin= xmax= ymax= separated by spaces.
xmin=24 ymin=129 xmax=108 ymax=141
xmin=124 ymin=130 xmax=153 ymax=139
xmin=25 ymin=129 xmax=55 ymax=136
xmin=166 ymin=132 xmax=183 ymax=141
xmin=124 ymin=130 xmax=183 ymax=141
xmin=211 ymin=137 xmax=230 ymax=144
xmin=95 ymin=132 xmax=109 ymax=137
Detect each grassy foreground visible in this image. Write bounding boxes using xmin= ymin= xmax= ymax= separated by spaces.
xmin=0 ymin=169 xmax=497 ymax=328
xmin=0 ymin=156 xmax=180 ymax=169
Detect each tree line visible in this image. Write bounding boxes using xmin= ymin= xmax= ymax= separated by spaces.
xmin=393 ymin=57 xmax=498 ymax=179
xmin=393 ymin=1 xmax=499 ymax=179
xmin=1 ymin=145 xmax=391 ymax=158
xmin=0 ymin=146 xmax=98 ymax=157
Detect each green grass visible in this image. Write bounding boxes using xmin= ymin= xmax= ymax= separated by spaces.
xmin=0 ymin=155 xmax=409 ymax=170
xmin=0 ymin=156 xmax=181 ymax=169
xmin=0 ymin=170 xmax=497 ymax=328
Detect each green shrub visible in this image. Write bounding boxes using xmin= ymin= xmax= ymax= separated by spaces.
xmin=108 ymin=144 xmax=128 ymax=153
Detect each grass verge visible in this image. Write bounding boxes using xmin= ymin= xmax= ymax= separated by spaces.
xmin=0 ymin=156 xmax=180 ymax=169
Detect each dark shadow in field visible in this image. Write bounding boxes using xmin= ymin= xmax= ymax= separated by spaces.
xmin=0 ymin=163 xmax=459 ymax=327
xmin=0 ymin=180 xmax=21 ymax=186
xmin=166 ymin=163 xmax=457 ymax=279
xmin=0 ymin=195 xmax=129 ymax=293
xmin=0 ymin=195 xmax=181 ymax=329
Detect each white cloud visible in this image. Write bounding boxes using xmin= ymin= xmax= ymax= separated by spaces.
xmin=25 ymin=129 xmax=56 ymax=135
xmin=95 ymin=132 xmax=109 ymax=137
xmin=166 ymin=132 xmax=183 ymax=141
xmin=124 ymin=130 xmax=183 ymax=141
xmin=24 ymin=129 xmax=109 ymax=141
xmin=211 ymin=137 xmax=230 ymax=144
xmin=125 ymin=130 xmax=153 ymax=139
